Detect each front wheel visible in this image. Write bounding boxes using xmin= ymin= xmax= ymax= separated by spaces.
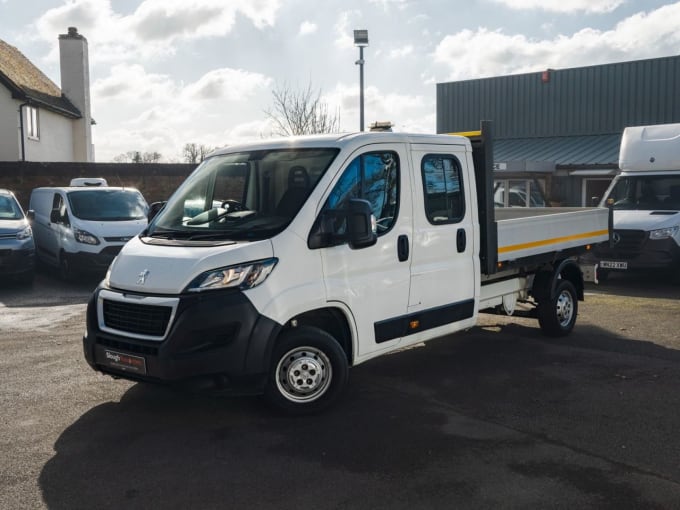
xmin=537 ymin=279 xmax=578 ymax=337
xmin=264 ymin=326 xmax=348 ymax=414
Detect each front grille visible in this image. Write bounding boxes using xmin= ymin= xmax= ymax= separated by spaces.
xmin=103 ymin=299 xmax=172 ymax=337
xmin=597 ymin=229 xmax=647 ymax=258
xmin=97 ymin=336 xmax=159 ymax=356
xmin=101 ymin=245 xmax=123 ymax=256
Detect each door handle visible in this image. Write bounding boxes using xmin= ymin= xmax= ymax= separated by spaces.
xmin=397 ymin=235 xmax=409 ymax=262
xmin=457 ymin=228 xmax=466 ymax=253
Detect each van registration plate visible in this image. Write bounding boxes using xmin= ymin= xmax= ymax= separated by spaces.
xmin=600 ymin=261 xmax=628 ymax=270
xmin=102 ymin=350 xmax=147 ymax=375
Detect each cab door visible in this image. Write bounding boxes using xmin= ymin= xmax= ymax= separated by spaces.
xmin=404 ymin=145 xmax=478 ymax=346
xmin=317 ymin=144 xmax=413 ymax=360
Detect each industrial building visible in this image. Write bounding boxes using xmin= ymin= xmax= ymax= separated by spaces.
xmin=436 ymin=55 xmax=680 ymax=206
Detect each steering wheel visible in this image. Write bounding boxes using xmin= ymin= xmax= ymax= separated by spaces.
xmin=376 ymin=216 xmax=393 ymax=232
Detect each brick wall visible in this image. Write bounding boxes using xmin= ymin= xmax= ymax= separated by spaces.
xmin=0 ymin=161 xmax=196 ymax=209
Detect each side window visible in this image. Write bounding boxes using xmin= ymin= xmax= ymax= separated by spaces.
xmin=51 ymin=193 xmax=68 ymax=225
xmin=422 ymin=154 xmax=465 ymax=224
xmin=325 ymin=151 xmax=399 ymax=234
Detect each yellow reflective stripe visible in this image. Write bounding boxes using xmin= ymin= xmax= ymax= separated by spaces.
xmin=498 ymin=229 xmax=609 ymax=254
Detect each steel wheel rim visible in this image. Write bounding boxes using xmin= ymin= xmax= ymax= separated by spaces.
xmin=275 ymin=346 xmax=332 ymax=403
xmin=555 ymin=289 xmax=574 ymax=327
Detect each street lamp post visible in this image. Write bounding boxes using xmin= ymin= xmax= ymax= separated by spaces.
xmin=354 ymin=29 xmax=368 ymax=132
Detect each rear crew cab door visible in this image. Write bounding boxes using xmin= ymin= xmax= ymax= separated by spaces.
xmin=404 ymin=144 xmax=478 ymax=346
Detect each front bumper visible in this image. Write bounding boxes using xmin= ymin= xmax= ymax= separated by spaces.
xmin=0 ymin=248 xmax=35 ymax=276
xmin=69 ymin=245 xmax=123 ymax=273
xmin=591 ymin=231 xmax=680 ymax=271
xmin=83 ymin=284 xmax=281 ymax=394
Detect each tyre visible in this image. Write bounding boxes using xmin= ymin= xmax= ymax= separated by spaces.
xmin=59 ymin=253 xmax=73 ymax=281
xmin=264 ymin=326 xmax=348 ymax=414
xmin=537 ymin=279 xmax=578 ymax=337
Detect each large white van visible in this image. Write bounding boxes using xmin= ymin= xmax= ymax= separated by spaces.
xmin=591 ymin=123 xmax=680 ymax=280
xmin=29 ymin=181 xmax=148 ymax=279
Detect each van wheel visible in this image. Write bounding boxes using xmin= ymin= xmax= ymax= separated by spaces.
xmin=59 ymin=254 xmax=73 ymax=281
xmin=264 ymin=326 xmax=348 ymax=414
xmin=537 ymin=279 xmax=578 ymax=337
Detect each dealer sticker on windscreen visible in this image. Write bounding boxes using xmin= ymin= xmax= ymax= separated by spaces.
xmin=103 ymin=350 xmax=147 ymax=375
xmin=600 ymin=261 xmax=628 ymax=270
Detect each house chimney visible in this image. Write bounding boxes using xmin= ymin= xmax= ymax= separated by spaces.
xmin=59 ymin=27 xmax=94 ymax=161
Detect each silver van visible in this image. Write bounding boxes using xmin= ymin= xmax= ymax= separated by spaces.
xmin=29 ymin=181 xmax=148 ymax=279
xmin=0 ymin=189 xmax=35 ymax=285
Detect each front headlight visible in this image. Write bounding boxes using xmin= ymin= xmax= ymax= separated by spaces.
xmin=649 ymin=225 xmax=679 ymax=240
xmin=74 ymin=228 xmax=100 ymax=245
xmin=186 ymin=258 xmax=278 ymax=292
xmin=16 ymin=226 xmax=32 ymax=240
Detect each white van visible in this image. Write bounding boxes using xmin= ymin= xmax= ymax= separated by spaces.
xmin=591 ymin=123 xmax=680 ymax=280
xmin=29 ymin=182 xmax=148 ymax=279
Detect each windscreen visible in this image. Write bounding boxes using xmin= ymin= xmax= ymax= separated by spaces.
xmin=68 ymin=189 xmax=148 ymax=221
xmin=0 ymin=194 xmax=23 ymax=220
xmin=147 ymin=148 xmax=339 ymax=242
xmin=603 ymin=175 xmax=680 ymax=211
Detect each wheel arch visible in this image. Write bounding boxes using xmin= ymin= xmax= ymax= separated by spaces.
xmin=532 ymin=258 xmax=584 ymax=302
xmin=284 ymin=307 xmax=354 ymax=366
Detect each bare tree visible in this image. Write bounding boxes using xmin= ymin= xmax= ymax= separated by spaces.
xmin=114 ymin=151 xmax=162 ymax=163
xmin=264 ymin=82 xmax=340 ymax=136
xmin=183 ymin=143 xmax=214 ymax=164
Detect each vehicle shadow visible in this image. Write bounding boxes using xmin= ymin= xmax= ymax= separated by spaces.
xmin=39 ymin=322 xmax=680 ymax=509
xmin=586 ymin=268 xmax=680 ymax=299
xmin=0 ymin=269 xmax=100 ymax=307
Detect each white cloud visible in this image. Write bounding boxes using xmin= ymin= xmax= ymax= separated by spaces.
xmin=91 ymin=64 xmax=272 ymax=161
xmin=325 ymin=83 xmax=428 ymax=132
xmin=369 ymin=0 xmax=409 ymax=11
xmin=489 ymin=0 xmax=624 ymax=13
xmin=388 ymin=45 xmax=414 ymax=59
xmin=334 ymin=10 xmax=362 ymax=49
xmin=433 ymin=3 xmax=680 ymax=80
xmin=34 ymin=0 xmax=283 ymax=63
xmin=299 ymin=21 xmax=317 ymax=36
xmin=183 ymin=68 xmax=271 ymax=101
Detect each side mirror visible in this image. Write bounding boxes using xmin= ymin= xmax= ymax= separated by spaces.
xmin=307 ymin=199 xmax=377 ymax=250
xmin=26 ymin=210 xmax=35 ymax=222
xmin=148 ymin=201 xmax=166 ymax=223
xmin=591 ymin=196 xmax=600 ymax=206
xmin=346 ymin=199 xmax=377 ymax=249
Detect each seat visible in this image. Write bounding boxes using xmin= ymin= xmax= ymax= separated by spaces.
xmin=664 ymin=185 xmax=680 ymax=208
xmin=276 ymin=166 xmax=310 ymax=216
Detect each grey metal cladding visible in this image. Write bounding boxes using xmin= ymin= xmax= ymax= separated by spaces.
xmin=437 ymin=55 xmax=680 ymax=138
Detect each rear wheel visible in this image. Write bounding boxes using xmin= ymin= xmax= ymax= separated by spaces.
xmin=264 ymin=326 xmax=348 ymax=414
xmin=537 ymin=279 xmax=578 ymax=337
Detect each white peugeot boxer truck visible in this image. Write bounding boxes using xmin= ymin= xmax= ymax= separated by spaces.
xmin=591 ymin=123 xmax=680 ymax=281
xmin=83 ymin=124 xmax=609 ymax=413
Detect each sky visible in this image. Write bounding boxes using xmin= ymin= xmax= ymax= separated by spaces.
xmin=1 ymin=0 xmax=679 ymax=162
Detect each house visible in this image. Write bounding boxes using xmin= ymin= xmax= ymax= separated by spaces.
xmin=0 ymin=27 xmax=94 ymax=162
xmin=437 ymin=55 xmax=680 ymax=206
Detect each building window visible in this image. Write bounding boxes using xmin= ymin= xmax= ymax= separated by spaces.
xmin=26 ymin=106 xmax=39 ymax=140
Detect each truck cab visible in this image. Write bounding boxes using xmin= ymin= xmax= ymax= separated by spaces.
xmin=592 ymin=123 xmax=680 ymax=280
